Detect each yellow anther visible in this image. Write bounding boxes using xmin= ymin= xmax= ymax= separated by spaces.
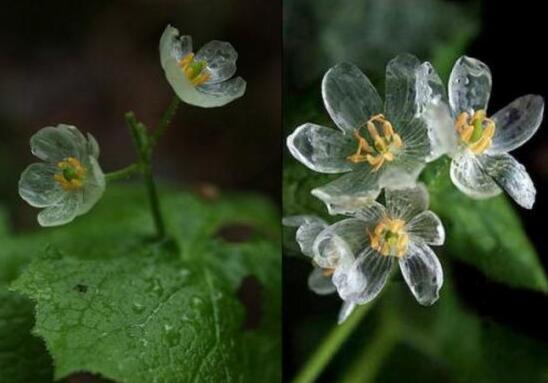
xmin=178 ymin=53 xmax=211 ymax=86
xmin=322 ymin=268 xmax=335 ymax=277
xmin=368 ymin=216 xmax=409 ymax=258
xmin=455 ymin=109 xmax=496 ymax=154
xmin=54 ymin=157 xmax=87 ymax=191
xmin=347 ymin=114 xmax=403 ymax=172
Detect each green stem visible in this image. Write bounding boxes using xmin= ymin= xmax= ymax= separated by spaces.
xmin=292 ymin=303 xmax=375 ymax=383
xmin=150 ymin=95 xmax=180 ymax=146
xmin=105 ymin=163 xmax=141 ymax=182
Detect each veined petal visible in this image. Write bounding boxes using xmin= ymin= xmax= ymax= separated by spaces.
xmin=347 ymin=201 xmax=386 ymax=224
xmin=311 ymin=168 xmax=381 ymax=215
xmin=196 ymin=40 xmax=238 ymax=84
xmin=406 ymin=211 xmax=445 ymax=246
xmin=332 ymin=262 xmax=367 ymax=302
xmin=384 ymin=54 xmax=422 ymax=126
xmin=352 ymin=247 xmax=393 ymax=305
xmin=378 ymin=159 xmax=424 ymax=191
xmin=30 ymin=124 xmax=86 ymax=162
xmin=196 ymin=77 xmax=246 ymax=107
xmin=282 ymin=215 xmax=328 ymax=258
xmin=384 ymin=184 xmax=429 ymax=222
xmin=449 ymin=56 xmax=492 ymax=115
xmin=37 ymin=192 xmax=82 ymax=227
xmin=399 ymin=241 xmax=443 ymax=305
xmin=286 ymin=123 xmax=355 ymax=174
xmin=19 ymin=163 xmax=65 ymax=208
xmin=308 ymin=267 xmax=336 ymax=295
xmin=450 ymin=149 xmax=500 ymax=199
xmin=78 ymin=156 xmax=106 ymax=216
xmin=480 ymin=153 xmax=536 ymax=209
xmin=489 ymin=95 xmax=544 ymax=154
xmin=337 ymin=301 xmax=356 ymax=324
xmin=159 ymin=25 xmax=192 ymax=68
xmin=322 ymin=63 xmax=383 ymax=134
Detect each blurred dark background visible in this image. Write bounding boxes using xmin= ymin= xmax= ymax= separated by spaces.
xmin=284 ymin=0 xmax=548 ymax=381
xmin=0 ymin=0 xmax=281 ymax=230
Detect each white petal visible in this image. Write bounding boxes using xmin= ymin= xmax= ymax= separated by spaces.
xmin=86 ymin=133 xmax=100 ymax=159
xmin=286 ymin=123 xmax=355 ymax=174
xmin=406 ymin=211 xmax=445 ymax=246
xmin=384 ymin=54 xmax=422 ymax=126
xmin=195 ymin=40 xmax=237 ymax=84
xmin=37 ymin=192 xmax=82 ymax=227
xmin=78 ymin=156 xmax=106 ymax=216
xmin=489 ymin=95 xmax=544 ymax=154
xmin=282 ymin=215 xmax=328 ymax=258
xmin=480 ymin=153 xmax=536 ymax=209
xmin=450 ymin=149 xmax=500 ymax=199
xmin=332 ymin=262 xmax=367 ymax=302
xmin=159 ymin=25 xmax=192 ymax=68
xmin=196 ymin=77 xmax=246 ymax=107
xmin=322 ymin=63 xmax=383 ymax=134
xmin=19 ymin=163 xmax=65 ymax=208
xmin=449 ymin=56 xmax=492 ymax=115
xmin=337 ymin=301 xmax=356 ymax=324
xmin=311 ymin=168 xmax=381 ymax=215
xmin=399 ymin=241 xmax=443 ymax=305
xmin=384 ymin=184 xmax=429 ymax=222
xmin=352 ymin=247 xmax=393 ymax=305
xmin=378 ymin=160 xmax=424 ymax=190
xmin=347 ymin=201 xmax=386 ymax=224
xmin=308 ymin=267 xmax=336 ymax=295
xmin=30 ymin=124 xmax=86 ymax=162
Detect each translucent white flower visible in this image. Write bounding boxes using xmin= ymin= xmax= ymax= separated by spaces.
xmin=160 ymin=25 xmax=246 ymax=108
xmin=19 ymin=124 xmax=105 ymax=227
xmin=312 ymin=185 xmax=445 ymax=308
xmin=287 ymin=55 xmax=433 ymax=214
xmin=420 ymin=56 xmax=544 ymax=208
xmin=283 ymin=215 xmax=357 ymax=323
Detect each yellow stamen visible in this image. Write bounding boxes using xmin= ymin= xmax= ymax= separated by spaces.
xmin=322 ymin=268 xmax=335 ymax=277
xmin=54 ymin=157 xmax=87 ymax=191
xmin=368 ymin=216 xmax=409 ymax=258
xmin=455 ymin=109 xmax=496 ymax=154
xmin=347 ymin=114 xmax=403 ymax=172
xmin=178 ymin=52 xmax=211 ymax=86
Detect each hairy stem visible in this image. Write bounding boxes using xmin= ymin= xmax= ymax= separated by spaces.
xmin=150 ymin=95 xmax=180 ymax=146
xmin=105 ymin=163 xmax=141 ymax=182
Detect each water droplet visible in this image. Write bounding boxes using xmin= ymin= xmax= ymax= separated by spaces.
xmin=164 ymin=324 xmax=180 ymax=347
xmin=133 ymin=302 xmax=145 ymax=314
xmin=192 ymin=297 xmax=203 ymax=306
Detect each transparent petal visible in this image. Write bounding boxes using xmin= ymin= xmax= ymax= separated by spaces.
xmin=352 ymin=246 xmax=393 ymax=305
xmin=384 ymin=184 xmax=429 ymax=222
xmin=399 ymin=241 xmax=443 ymax=306
xmin=195 ymin=40 xmax=238 ymax=84
xmin=308 ymin=267 xmax=336 ymax=295
xmin=449 ymin=56 xmax=492 ymax=115
xmin=86 ymin=133 xmax=100 ymax=159
xmin=406 ymin=211 xmax=445 ymax=246
xmin=332 ymin=262 xmax=367 ymax=302
xmin=19 ymin=163 xmax=65 ymax=208
xmin=337 ymin=301 xmax=356 ymax=324
xmin=311 ymin=167 xmax=381 ymax=215
xmin=196 ymin=77 xmax=246 ymax=107
xmin=378 ymin=160 xmax=424 ymax=191
xmin=282 ymin=215 xmax=328 ymax=258
xmin=37 ymin=192 xmax=82 ymax=227
xmin=78 ymin=156 xmax=106 ymax=216
xmin=450 ymin=149 xmax=501 ymax=199
xmin=480 ymin=153 xmax=536 ymax=209
xmin=489 ymin=95 xmax=544 ymax=154
xmin=393 ymin=117 xmax=431 ymax=169
xmin=384 ymin=54 xmax=422 ymax=126
xmin=322 ymin=63 xmax=383 ymax=134
xmin=347 ymin=201 xmax=386 ymax=224
xmin=159 ymin=25 xmax=192 ymax=68
xmin=286 ymin=123 xmax=355 ymax=174
xmin=312 ymin=218 xmax=368 ymax=269
xmin=30 ymin=124 xmax=86 ymax=162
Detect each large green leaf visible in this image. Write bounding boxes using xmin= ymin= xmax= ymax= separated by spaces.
xmin=4 ymin=185 xmax=280 ymax=383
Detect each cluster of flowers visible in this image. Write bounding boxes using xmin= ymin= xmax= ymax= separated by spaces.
xmin=18 ymin=25 xmax=245 ymax=227
xmin=284 ymin=54 xmax=544 ymax=323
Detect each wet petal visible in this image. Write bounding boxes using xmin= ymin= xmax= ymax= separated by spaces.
xmin=282 ymin=215 xmax=328 ymax=258
xmin=78 ymin=156 xmax=106 ymax=216
xmin=286 ymin=123 xmax=355 ymax=173
xmin=30 ymin=124 xmax=86 ymax=162
xmin=480 ymin=153 xmax=536 ymax=209
xmin=399 ymin=241 xmax=443 ymax=305
xmin=384 ymin=184 xmax=429 ymax=222
xmin=384 ymin=54 xmax=422 ymax=126
xmin=159 ymin=25 xmax=192 ymax=68
xmin=347 ymin=201 xmax=386 ymax=224
xmin=489 ymin=95 xmax=544 ymax=154
xmin=378 ymin=159 xmax=424 ymax=190
xmin=322 ymin=63 xmax=383 ymax=134
xmin=196 ymin=77 xmax=246 ymax=107
xmin=406 ymin=211 xmax=445 ymax=246
xmin=450 ymin=149 xmax=500 ymax=199
xmin=37 ymin=192 xmax=82 ymax=227
xmin=352 ymin=247 xmax=393 ymax=305
xmin=308 ymin=267 xmax=336 ymax=295
xmin=19 ymin=163 xmax=65 ymax=208
xmin=333 ymin=262 xmax=367 ymax=301
xmin=337 ymin=301 xmax=356 ymax=324
xmin=311 ymin=168 xmax=381 ymax=215
xmin=449 ymin=56 xmax=492 ymax=115
xmin=196 ymin=40 xmax=237 ymax=84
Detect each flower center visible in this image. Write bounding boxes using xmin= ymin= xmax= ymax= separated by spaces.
xmin=347 ymin=114 xmax=403 ymax=172
xmin=54 ymin=157 xmax=87 ymax=191
xmin=368 ymin=216 xmax=409 ymax=258
xmin=455 ymin=110 xmax=495 ymax=154
xmin=179 ymin=53 xmax=210 ymax=86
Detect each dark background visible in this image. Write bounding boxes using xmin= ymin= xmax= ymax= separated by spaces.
xmin=283 ymin=0 xmax=548 ymax=381
xmin=0 ymin=0 xmax=281 ymax=230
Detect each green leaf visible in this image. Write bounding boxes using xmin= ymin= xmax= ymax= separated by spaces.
xmin=422 ymin=158 xmax=548 ymax=293
xmin=6 ymin=185 xmax=280 ymax=383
